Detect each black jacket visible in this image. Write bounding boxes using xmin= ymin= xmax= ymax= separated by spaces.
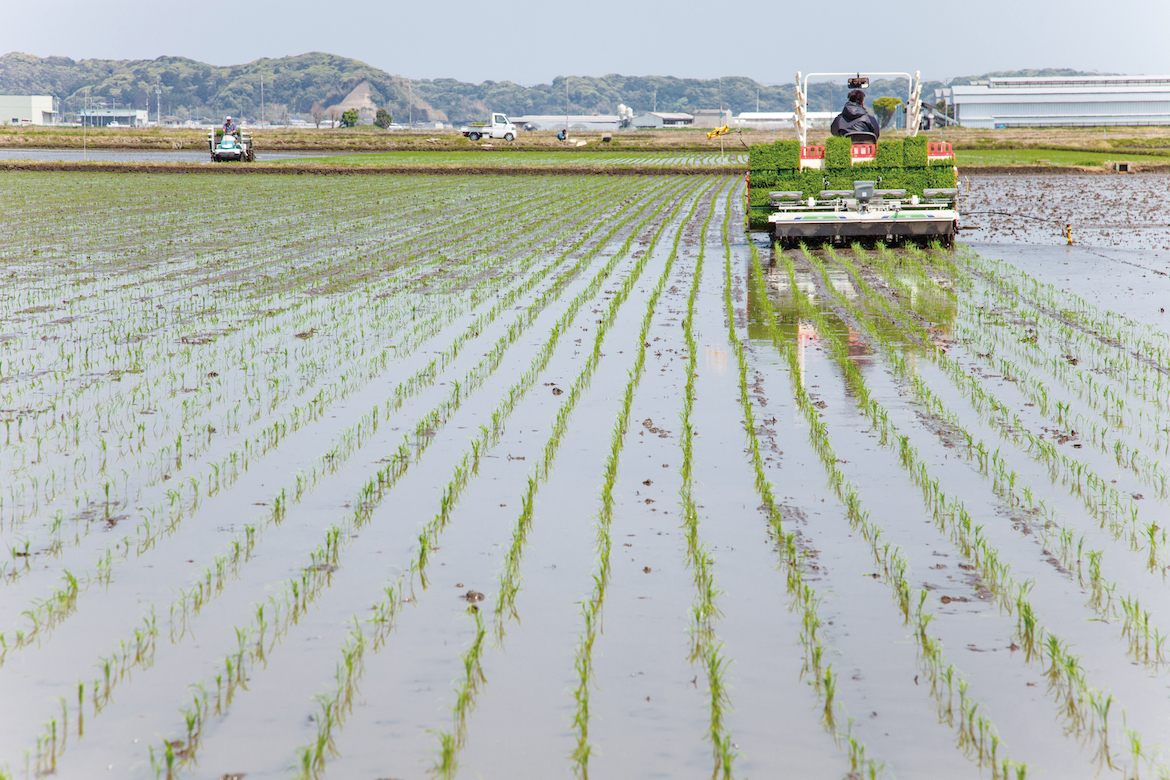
xmin=830 ymin=101 xmax=881 ymax=139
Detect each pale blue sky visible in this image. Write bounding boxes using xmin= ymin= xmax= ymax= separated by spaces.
xmin=7 ymin=0 xmax=1169 ymax=85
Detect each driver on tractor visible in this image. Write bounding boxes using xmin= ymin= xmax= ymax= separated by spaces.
xmin=830 ymin=90 xmax=881 ymax=142
xmin=223 ymin=116 xmax=238 ymax=137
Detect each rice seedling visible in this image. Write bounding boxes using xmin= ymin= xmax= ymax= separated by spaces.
xmin=746 ymin=242 xmax=1024 ymax=773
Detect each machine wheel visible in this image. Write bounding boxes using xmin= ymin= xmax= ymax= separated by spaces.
xmin=468 ymin=132 xmax=480 ymax=141
xmin=504 ymin=132 xmax=514 ymax=141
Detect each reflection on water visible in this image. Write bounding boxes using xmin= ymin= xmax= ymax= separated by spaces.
xmin=745 ymin=245 xmax=959 ymax=387
xmin=703 ymin=346 xmax=729 ymax=375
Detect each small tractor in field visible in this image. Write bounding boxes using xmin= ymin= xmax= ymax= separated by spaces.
xmin=208 ymin=129 xmax=255 ymax=162
xmin=748 ymin=71 xmax=959 ymax=247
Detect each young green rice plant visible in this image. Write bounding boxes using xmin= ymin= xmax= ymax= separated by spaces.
xmin=144 ymin=178 xmax=700 ymax=780
xmin=569 ymin=178 xmax=717 ymax=780
xmin=11 ymin=179 xmax=678 ymax=702
xmin=831 ymin=246 xmax=1161 ymax=566
xmin=718 ymin=192 xmax=875 ymax=770
xmin=816 ymin=247 xmax=1170 ymax=665
xmin=1 ymin=175 xmax=645 ymax=599
xmin=672 ymin=182 xmax=739 ymax=778
xmin=801 ymin=245 xmax=1162 ymax=769
xmin=749 ymin=243 xmax=1024 ymax=774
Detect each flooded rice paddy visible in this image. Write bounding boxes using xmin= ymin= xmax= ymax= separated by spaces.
xmin=2 ymin=170 xmax=1170 ymax=779
xmin=270 ymin=151 xmax=748 ymax=167
xmin=0 ymin=149 xmax=747 ymax=167
xmin=0 ymin=149 xmax=333 ymax=163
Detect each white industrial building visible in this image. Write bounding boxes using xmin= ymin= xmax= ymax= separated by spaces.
xmin=949 ymin=75 xmax=1170 ymax=128
xmin=513 ymin=114 xmax=620 ymax=131
xmin=734 ymin=111 xmax=835 ymax=130
xmin=0 ymin=95 xmax=56 ymax=125
xmin=77 ymin=108 xmax=151 ymax=127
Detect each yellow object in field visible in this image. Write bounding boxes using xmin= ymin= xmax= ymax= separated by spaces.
xmin=706 ymin=125 xmax=730 ymax=140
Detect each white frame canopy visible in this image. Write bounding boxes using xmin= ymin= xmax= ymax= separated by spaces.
xmin=794 ymin=71 xmax=922 ymax=146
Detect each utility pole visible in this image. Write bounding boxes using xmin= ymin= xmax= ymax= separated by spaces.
xmin=565 ymin=77 xmax=569 ymax=135
xmin=718 ymin=77 xmax=724 ymax=158
xmin=261 ymin=75 xmax=264 ymax=124
xmin=408 ymin=80 xmax=413 ymax=128
xmin=757 ymin=88 xmax=760 ymax=112
xmin=652 ymin=89 xmax=656 ymax=112
xmin=156 ymin=79 xmax=161 ymax=126
xmin=83 ymin=88 xmax=88 ymax=160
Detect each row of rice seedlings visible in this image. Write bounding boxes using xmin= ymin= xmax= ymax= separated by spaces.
xmin=0 ymin=216 xmax=519 ymax=558
xmin=953 ymin=256 xmax=1170 ymax=453
xmin=758 ymin=247 xmax=1023 ymax=778
xmin=0 ymin=178 xmax=668 ymax=657
xmin=951 ymin=311 xmax=1170 ymax=487
xmin=149 ymin=177 xmax=704 ymax=779
xmin=0 ymin=174 xmax=582 ymax=519
xmin=959 ymin=248 xmax=1170 ymax=377
xmin=288 ymin=178 xmax=708 ymax=778
xmin=0 ymin=176 xmax=518 ymax=431
xmin=427 ymin=605 xmax=488 ymax=780
xmin=19 ymin=604 xmax=158 ymax=776
xmin=491 ymin=180 xmax=715 ymax=636
xmin=812 ymin=249 xmax=1170 ymax=669
xmin=802 ymin=246 xmax=1157 ymax=773
xmin=868 ymin=244 xmax=1170 ymax=520
xmin=676 ymin=185 xmax=738 ymax=777
xmin=828 ymin=247 xmax=1162 ymax=568
xmin=9 ymin=176 xmax=669 ymax=767
xmin=0 ymin=175 xmax=511 ymax=328
xmin=568 ymin=180 xmax=716 ymax=780
xmin=290 ymin=178 xmax=711 ymax=780
xmin=0 ymin=175 xmax=605 ymax=538
xmin=719 ymin=207 xmax=879 ymax=776
xmin=874 ymin=243 xmax=1170 ymax=482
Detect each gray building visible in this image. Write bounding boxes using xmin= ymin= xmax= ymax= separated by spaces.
xmin=77 ymin=108 xmax=151 ymax=127
xmin=949 ymin=75 xmax=1170 ymax=128
xmin=0 ymin=95 xmax=56 ymax=125
xmin=632 ymin=112 xmax=693 ymax=129
xmin=690 ymin=108 xmax=734 ymax=128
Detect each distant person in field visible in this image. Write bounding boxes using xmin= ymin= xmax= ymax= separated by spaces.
xmin=830 ymin=90 xmax=880 ymax=140
xmin=557 ymin=128 xmax=567 ymax=141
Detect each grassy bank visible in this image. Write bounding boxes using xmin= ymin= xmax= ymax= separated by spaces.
xmin=0 ymin=126 xmax=746 ymax=153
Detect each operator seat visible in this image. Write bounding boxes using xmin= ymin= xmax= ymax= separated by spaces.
xmin=846 ymin=131 xmax=877 ymax=145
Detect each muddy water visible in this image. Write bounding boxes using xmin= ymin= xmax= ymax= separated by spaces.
xmin=964 ymin=173 xmax=1170 ymax=326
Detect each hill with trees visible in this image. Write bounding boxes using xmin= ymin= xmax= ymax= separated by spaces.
xmin=0 ymin=52 xmax=1108 ymax=125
